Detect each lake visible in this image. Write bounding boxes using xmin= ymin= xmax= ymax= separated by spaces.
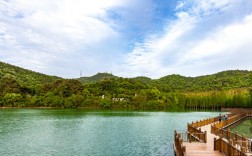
xmin=0 ymin=109 xmax=219 ymax=156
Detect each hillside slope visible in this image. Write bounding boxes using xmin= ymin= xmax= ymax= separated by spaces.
xmin=156 ymin=70 xmax=252 ymax=91
xmin=0 ymin=61 xmax=61 ymax=86
xmin=0 ymin=61 xmax=251 ymax=109
xmin=78 ymin=70 xmax=252 ymax=92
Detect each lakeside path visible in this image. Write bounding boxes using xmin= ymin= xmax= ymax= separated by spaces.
xmin=182 ymin=124 xmax=224 ymax=156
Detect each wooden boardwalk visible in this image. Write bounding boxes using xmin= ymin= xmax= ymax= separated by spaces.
xmin=174 ymin=112 xmax=252 ymax=156
xmin=183 ymin=124 xmax=224 ymax=156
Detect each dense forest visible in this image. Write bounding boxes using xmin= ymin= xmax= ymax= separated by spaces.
xmin=0 ymin=61 xmax=252 ymax=110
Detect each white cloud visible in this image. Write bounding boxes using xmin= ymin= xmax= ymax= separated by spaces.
xmin=1 ymin=0 xmax=252 ymax=78
xmin=122 ymin=13 xmax=196 ymax=73
xmin=0 ymin=0 xmax=128 ymax=77
xmin=175 ymin=13 xmax=252 ymax=76
xmin=180 ymin=14 xmax=252 ymax=63
xmin=119 ymin=0 xmax=252 ymax=78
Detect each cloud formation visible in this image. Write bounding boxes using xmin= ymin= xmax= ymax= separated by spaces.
xmin=1 ymin=0 xmax=252 ymax=78
xmin=0 ymin=0 xmax=125 ymax=76
xmin=119 ymin=0 xmax=252 ymax=78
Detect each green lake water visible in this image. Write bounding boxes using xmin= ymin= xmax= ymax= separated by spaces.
xmin=0 ymin=109 xmax=219 ymax=156
xmin=231 ymin=119 xmax=252 ymax=138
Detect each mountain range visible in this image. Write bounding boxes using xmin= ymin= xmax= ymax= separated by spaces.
xmin=1 ymin=61 xmax=252 ymax=92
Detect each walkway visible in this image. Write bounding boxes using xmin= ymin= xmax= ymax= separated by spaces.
xmin=183 ymin=124 xmax=224 ymax=156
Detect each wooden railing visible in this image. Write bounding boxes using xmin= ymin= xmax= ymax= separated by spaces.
xmin=211 ymin=113 xmax=252 ymax=137
xmin=190 ymin=116 xmax=218 ymax=127
xmin=214 ymin=137 xmax=248 ymax=156
xmin=213 ymin=113 xmax=247 ymax=129
xmin=174 ymin=130 xmax=186 ymax=156
xmin=212 ymin=113 xmax=252 ymax=155
xmin=215 ymin=131 xmax=252 ymax=153
xmin=187 ymin=116 xmax=220 ymax=143
xmin=174 ymin=111 xmax=252 ymax=156
xmin=187 ymin=124 xmax=207 ymax=143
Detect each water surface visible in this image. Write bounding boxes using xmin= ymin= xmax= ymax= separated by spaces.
xmin=0 ymin=109 xmax=219 ymax=156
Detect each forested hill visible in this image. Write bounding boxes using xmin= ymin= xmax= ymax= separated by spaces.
xmin=77 ymin=70 xmax=252 ymax=92
xmin=155 ymin=70 xmax=252 ymax=92
xmin=0 ymin=61 xmax=61 ymax=86
xmin=1 ymin=60 xmax=252 ymax=91
xmin=1 ymin=61 xmax=252 ymax=109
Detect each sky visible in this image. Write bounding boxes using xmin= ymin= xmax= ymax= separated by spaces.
xmin=1 ymin=0 xmax=252 ymax=79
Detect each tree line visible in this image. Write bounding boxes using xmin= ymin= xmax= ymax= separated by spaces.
xmin=0 ymin=75 xmax=251 ymax=110
xmin=1 ymin=61 xmax=252 ymax=110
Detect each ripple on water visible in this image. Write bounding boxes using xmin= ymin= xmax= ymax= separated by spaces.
xmin=0 ymin=109 xmax=219 ymax=156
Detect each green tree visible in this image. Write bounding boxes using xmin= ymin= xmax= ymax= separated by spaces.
xmin=3 ymin=93 xmax=23 ymax=107
xmin=0 ymin=77 xmax=21 ymax=95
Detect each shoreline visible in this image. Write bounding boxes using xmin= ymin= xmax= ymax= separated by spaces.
xmin=0 ymin=106 xmax=228 ymax=112
xmin=1 ymin=107 xmax=250 ymax=113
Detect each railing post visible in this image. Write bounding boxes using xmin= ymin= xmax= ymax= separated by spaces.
xmin=218 ymin=128 xmax=221 ymax=136
xmin=213 ymin=123 xmax=216 ymax=135
xmin=204 ymin=131 xmax=207 ymax=143
xmin=174 ymin=130 xmax=177 ymax=141
xmin=214 ymin=138 xmax=216 ymax=150
xmin=250 ymin=141 xmax=252 ymax=152
xmin=228 ymin=139 xmax=232 ymax=156
xmin=227 ymin=129 xmax=230 ymax=140
xmin=233 ymin=138 xmax=236 ymax=145
xmin=189 ymin=131 xmax=192 ymax=143
xmin=229 ymin=139 xmax=233 ymax=145
xmin=235 ymin=131 xmax=237 ymax=141
xmin=242 ymin=134 xmax=245 ymax=148
xmin=182 ymin=146 xmax=186 ymax=156
xmin=219 ymin=134 xmax=223 ymax=152
xmin=179 ymin=138 xmax=183 ymax=145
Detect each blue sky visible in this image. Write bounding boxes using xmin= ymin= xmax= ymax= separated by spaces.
xmin=1 ymin=0 xmax=252 ymax=78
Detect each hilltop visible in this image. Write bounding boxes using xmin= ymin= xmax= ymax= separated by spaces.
xmin=78 ymin=72 xmax=118 ymax=83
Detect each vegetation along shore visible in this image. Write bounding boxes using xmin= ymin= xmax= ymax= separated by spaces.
xmin=1 ymin=61 xmax=252 ymax=110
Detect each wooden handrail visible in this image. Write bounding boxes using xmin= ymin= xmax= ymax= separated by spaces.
xmin=214 ymin=138 xmax=248 ymax=156
xmin=174 ymin=130 xmax=186 ymax=156
xmin=190 ymin=116 xmax=219 ymax=128
xmin=213 ymin=113 xmax=247 ymax=129
xmin=187 ymin=116 xmax=220 ymax=143
xmin=212 ymin=113 xmax=252 ymax=155
xmin=187 ymin=124 xmax=207 ymax=143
